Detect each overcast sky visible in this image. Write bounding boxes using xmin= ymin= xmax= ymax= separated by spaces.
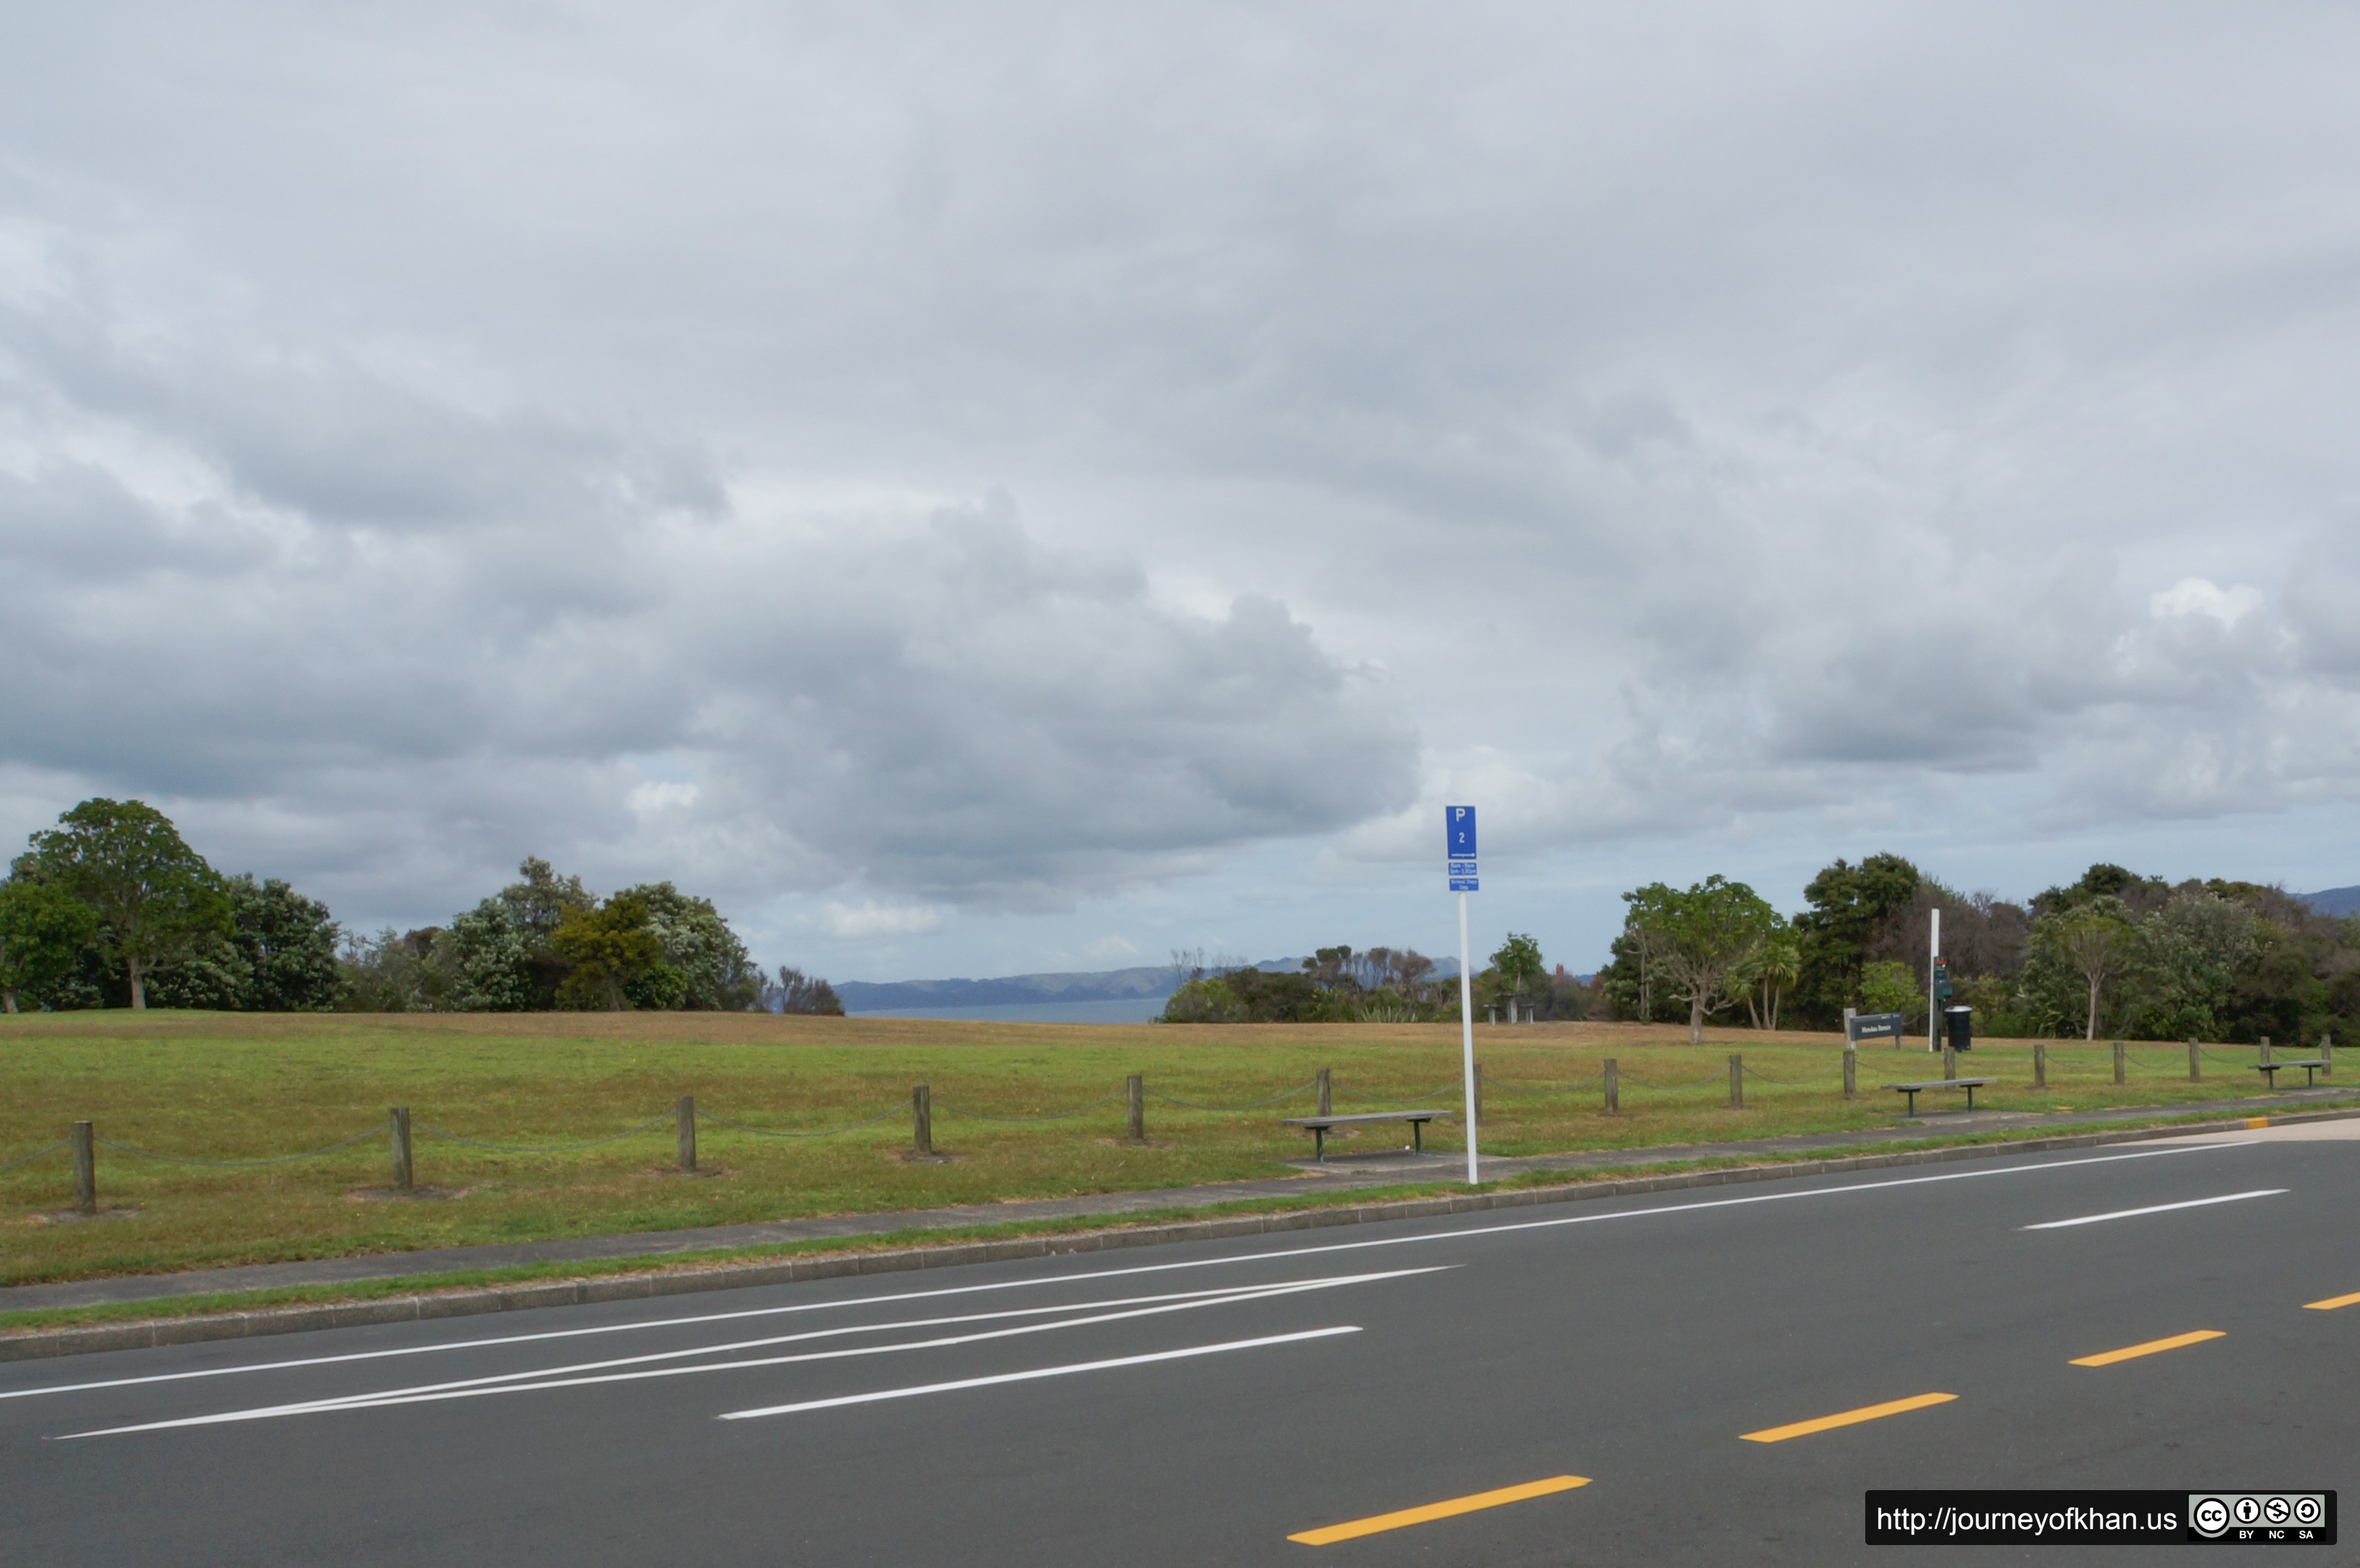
xmin=4 ymin=2 xmax=2358 ymax=983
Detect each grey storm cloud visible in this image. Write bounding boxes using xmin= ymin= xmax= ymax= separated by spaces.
xmin=0 ymin=274 xmax=1418 ymax=916
xmin=3 ymin=0 xmax=2359 ymax=952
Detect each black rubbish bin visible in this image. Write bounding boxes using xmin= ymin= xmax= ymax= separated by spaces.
xmin=1944 ymin=1005 xmax=1973 ymax=1052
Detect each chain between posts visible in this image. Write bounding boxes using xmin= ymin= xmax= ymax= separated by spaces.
xmin=411 ymin=1114 xmax=673 ymax=1154
xmin=1740 ymin=1065 xmax=1842 ymax=1085
xmin=1477 ymin=1069 xmax=1607 ymax=1094
xmin=699 ymin=1101 xmax=914 ymax=1138
xmin=1142 ymin=1080 xmax=1319 ymax=1111
xmin=1345 ymin=1079 xmax=1466 ymax=1106
xmin=91 ymin=1121 xmax=395 ymax=1168
xmin=1612 ymin=1071 xmax=1725 ymax=1091
xmin=929 ymin=1093 xmax=1127 ymax=1123
xmin=0 ymin=1139 xmax=71 ymax=1176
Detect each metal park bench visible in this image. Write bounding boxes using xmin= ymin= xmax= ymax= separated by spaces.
xmin=2254 ymin=1059 xmax=2330 ymax=1089
xmin=1887 ymin=1078 xmax=1997 ymax=1116
xmin=1279 ymin=1110 xmax=1446 ymax=1162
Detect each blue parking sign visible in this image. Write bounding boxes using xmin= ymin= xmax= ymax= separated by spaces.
xmin=1445 ymin=805 xmax=1477 ymax=860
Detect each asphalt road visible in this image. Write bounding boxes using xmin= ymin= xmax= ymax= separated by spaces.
xmin=4 ymin=1124 xmax=2354 ymax=1566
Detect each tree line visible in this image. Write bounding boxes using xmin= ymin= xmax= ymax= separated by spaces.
xmin=1156 ymin=853 xmax=2359 ymax=1045
xmin=0 ymin=800 xmax=843 ymax=1015
xmin=1159 ymin=936 xmax=1584 ymax=1024
xmin=1597 ymin=855 xmax=2360 ymax=1044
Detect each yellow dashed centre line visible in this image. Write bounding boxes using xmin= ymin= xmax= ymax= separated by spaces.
xmin=1288 ymin=1475 xmax=1590 ymax=1545
xmin=2304 ymin=1290 xmax=2360 ymax=1311
xmin=2071 ymin=1329 xmax=2225 ymax=1366
xmin=1740 ymin=1392 xmax=1956 ymax=1443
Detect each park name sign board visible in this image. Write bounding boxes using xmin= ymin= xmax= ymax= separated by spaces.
xmin=1847 ymin=1011 xmax=1906 ymax=1044
xmin=1447 ymin=805 xmax=1478 ymax=891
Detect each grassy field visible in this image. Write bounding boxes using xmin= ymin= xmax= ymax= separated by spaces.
xmin=0 ymin=1010 xmax=2310 ymax=1288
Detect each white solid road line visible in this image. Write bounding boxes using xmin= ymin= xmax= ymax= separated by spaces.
xmin=7 ymin=1139 xmax=2253 ymax=1408
xmin=717 ymin=1326 xmax=1362 ymax=1419
xmin=249 ymin=1270 xmax=1445 ymax=1412
xmin=2022 ymin=1189 xmax=2288 ymax=1230
xmin=96 ymin=1269 xmax=1443 ymax=1426
xmin=56 ymin=1272 xmax=1416 ymax=1438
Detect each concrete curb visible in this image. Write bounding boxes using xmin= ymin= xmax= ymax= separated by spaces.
xmin=6 ymin=1105 xmax=2350 ymax=1363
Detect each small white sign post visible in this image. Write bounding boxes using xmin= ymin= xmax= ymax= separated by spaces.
xmin=1927 ymin=906 xmax=1942 ymax=1054
xmin=1446 ymin=806 xmax=1480 ymax=1186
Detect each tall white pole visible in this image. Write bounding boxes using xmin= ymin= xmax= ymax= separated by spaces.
xmin=1459 ymin=890 xmax=1478 ymax=1186
xmin=1927 ymin=906 xmax=1941 ymax=1054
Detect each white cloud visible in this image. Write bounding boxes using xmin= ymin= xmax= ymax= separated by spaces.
xmin=628 ymin=780 xmax=700 ymax=816
xmin=823 ymin=900 xmax=945 ymax=939
xmin=2149 ymin=578 xmax=2264 ymax=628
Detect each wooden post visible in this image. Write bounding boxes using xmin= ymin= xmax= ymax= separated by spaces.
xmin=389 ymin=1106 xmax=412 ymax=1192
xmin=1943 ymin=1046 xmax=1957 ymax=1082
xmin=2260 ymin=1036 xmax=2273 ymax=1067
xmin=2112 ymin=1042 xmax=2125 ymax=1085
xmin=70 ymin=1120 xmax=95 ymax=1214
xmin=1316 ymin=1067 xmax=1332 ymax=1117
xmin=2188 ymin=1040 xmax=2201 ymax=1083
xmin=2033 ymin=1042 xmax=2046 ymax=1089
xmin=1603 ymin=1058 xmax=1619 ymax=1114
xmin=2321 ymin=1034 xmax=2333 ymax=1079
xmin=1728 ymin=1054 xmax=1743 ymax=1110
xmin=1842 ymin=1047 xmax=1856 ymax=1100
xmin=676 ymin=1094 xmax=696 ymax=1173
xmin=1126 ymin=1073 xmax=1144 ymax=1140
xmin=912 ymin=1085 xmax=933 ymax=1158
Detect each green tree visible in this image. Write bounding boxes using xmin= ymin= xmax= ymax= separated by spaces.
xmin=499 ymin=856 xmax=592 ymax=941
xmin=1738 ymin=925 xmax=1801 ymax=1031
xmin=147 ymin=875 xmax=342 ymax=1012
xmin=1599 ymin=924 xmax=1678 ymax=1023
xmin=619 ymin=882 xmax=760 ymax=1010
xmin=499 ymin=856 xmax=592 ymax=1007
xmin=1623 ymin=876 xmax=1782 ymax=1043
xmin=2019 ymin=897 xmax=2138 ymax=1039
xmin=1161 ymin=964 xmax=1337 ymax=1022
xmin=0 ymin=873 xmax=98 ymax=1013
xmin=769 ymin=965 xmax=846 ymax=1015
xmin=26 ymin=799 xmax=230 ymax=1009
xmin=437 ymin=901 xmax=538 ymax=1012
xmin=2059 ymin=907 xmax=2135 ymax=1039
xmin=334 ymin=927 xmax=446 ymax=1012
xmin=1793 ymin=853 xmax=1923 ymax=1024
xmin=550 ymin=892 xmax=663 ymax=1010
xmin=1488 ymin=932 xmax=1545 ymax=1014
xmin=1858 ymin=959 xmax=1921 ymax=1022
xmin=2121 ymin=890 xmax=2259 ymax=1041
xmin=2031 ymin=863 xmax=2170 ymax=920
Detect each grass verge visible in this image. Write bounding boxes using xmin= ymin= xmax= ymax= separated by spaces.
xmin=7 ymin=1101 xmax=2336 ymax=1339
xmin=3 ymin=1010 xmax=2334 ymax=1287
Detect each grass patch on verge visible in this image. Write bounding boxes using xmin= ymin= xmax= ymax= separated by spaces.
xmin=6 ymin=1100 xmax=2336 ymax=1339
xmin=1 ymin=1009 xmax=2335 ymax=1289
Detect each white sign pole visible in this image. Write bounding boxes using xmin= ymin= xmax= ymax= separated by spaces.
xmin=1459 ymin=889 xmax=1478 ymax=1186
xmin=1927 ymin=906 xmax=1941 ymax=1054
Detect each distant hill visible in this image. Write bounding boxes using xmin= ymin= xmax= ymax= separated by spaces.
xmin=2299 ymin=886 xmax=2360 ymax=917
xmin=839 ymin=952 xmax=1472 ymax=1015
xmin=837 ymin=965 xmax=1184 ymax=1013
